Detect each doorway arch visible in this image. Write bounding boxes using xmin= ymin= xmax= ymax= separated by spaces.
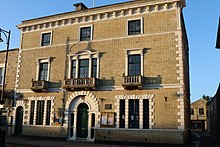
xmin=66 ymin=91 xmax=99 ymax=141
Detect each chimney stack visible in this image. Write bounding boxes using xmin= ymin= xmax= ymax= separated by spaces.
xmin=73 ymin=3 xmax=88 ymax=11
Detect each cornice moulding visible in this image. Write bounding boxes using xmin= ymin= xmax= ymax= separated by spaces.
xmin=17 ymin=0 xmax=184 ymax=33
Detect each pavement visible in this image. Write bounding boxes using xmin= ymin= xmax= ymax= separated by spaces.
xmin=4 ymin=131 xmax=220 ymax=147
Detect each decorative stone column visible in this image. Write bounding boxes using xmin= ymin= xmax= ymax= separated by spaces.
xmin=87 ymin=112 xmax=92 ymax=140
xmin=33 ymin=100 xmax=37 ymax=125
xmin=139 ymin=98 xmax=143 ymax=129
xmin=73 ymin=111 xmax=77 ymax=140
xmin=115 ymin=99 xmax=120 ymax=128
xmin=43 ymin=100 xmax=47 ymax=125
xmin=125 ymin=98 xmax=129 ymax=128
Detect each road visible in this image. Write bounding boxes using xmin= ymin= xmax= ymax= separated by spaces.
xmin=4 ymin=131 xmax=220 ymax=147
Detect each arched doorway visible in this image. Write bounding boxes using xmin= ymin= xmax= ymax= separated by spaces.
xmin=66 ymin=91 xmax=99 ymax=141
xmin=14 ymin=106 xmax=23 ymax=136
xmin=77 ymin=103 xmax=89 ymax=138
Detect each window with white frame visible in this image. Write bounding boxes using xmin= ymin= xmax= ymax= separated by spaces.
xmin=41 ymin=32 xmax=52 ymax=46
xmin=119 ymin=98 xmax=149 ymax=129
xmin=36 ymin=58 xmax=51 ymax=81
xmin=38 ymin=62 xmax=48 ymax=80
xmin=127 ymin=18 xmax=143 ymax=35
xmin=124 ymin=48 xmax=144 ymax=76
xmin=0 ymin=67 xmax=4 ymax=85
xmin=79 ymin=59 xmax=89 ymax=78
xmin=80 ymin=26 xmax=92 ymax=41
xmin=128 ymin=55 xmax=141 ymax=76
xmin=69 ymin=51 xmax=99 ymax=79
xmin=29 ymin=97 xmax=54 ymax=126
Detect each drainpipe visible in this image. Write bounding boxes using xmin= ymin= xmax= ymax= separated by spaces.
xmin=62 ymin=37 xmax=70 ymax=126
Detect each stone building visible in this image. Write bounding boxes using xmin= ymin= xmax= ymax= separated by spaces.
xmin=207 ymin=17 xmax=220 ymax=137
xmin=207 ymin=84 xmax=220 ymax=137
xmin=0 ymin=48 xmax=19 ymax=135
xmin=0 ymin=48 xmax=19 ymax=107
xmin=14 ymin=0 xmax=190 ymax=144
xmin=190 ymin=99 xmax=207 ymax=131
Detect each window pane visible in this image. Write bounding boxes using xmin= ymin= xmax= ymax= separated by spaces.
xmin=39 ymin=62 xmax=48 ymax=80
xmin=128 ymin=20 xmax=141 ymax=35
xmin=80 ymin=27 xmax=91 ymax=41
xmin=120 ymin=99 xmax=125 ymax=128
xmin=128 ymin=55 xmax=141 ymax=76
xmin=36 ymin=100 xmax=45 ymax=125
xmin=129 ymin=71 xmax=135 ymax=76
xmin=199 ymin=108 xmax=204 ymax=115
xmin=92 ymin=58 xmax=97 ymax=78
xmin=79 ymin=59 xmax=89 ymax=78
xmin=71 ymin=60 xmax=76 ymax=78
xmin=41 ymin=33 xmax=51 ymax=46
xmin=46 ymin=100 xmax=51 ymax=125
xmin=29 ymin=101 xmax=35 ymax=125
xmin=143 ymin=99 xmax=149 ymax=129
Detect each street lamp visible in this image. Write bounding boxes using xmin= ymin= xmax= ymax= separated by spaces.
xmin=0 ymin=28 xmax=10 ymax=105
xmin=0 ymin=28 xmax=10 ymax=147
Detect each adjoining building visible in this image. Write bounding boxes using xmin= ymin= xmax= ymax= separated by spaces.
xmin=0 ymin=48 xmax=19 ymax=136
xmin=13 ymin=0 xmax=190 ymax=144
xmin=206 ymin=17 xmax=220 ymax=137
xmin=190 ymin=99 xmax=207 ymax=131
xmin=207 ymin=84 xmax=220 ymax=137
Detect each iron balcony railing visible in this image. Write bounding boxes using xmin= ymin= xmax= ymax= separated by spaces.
xmin=64 ymin=77 xmax=97 ymax=90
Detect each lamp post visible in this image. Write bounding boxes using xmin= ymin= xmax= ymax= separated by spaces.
xmin=0 ymin=28 xmax=10 ymax=105
xmin=0 ymin=28 xmax=10 ymax=147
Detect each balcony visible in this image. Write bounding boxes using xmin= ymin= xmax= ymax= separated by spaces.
xmin=63 ymin=77 xmax=97 ymax=91
xmin=30 ymin=80 xmax=49 ymax=92
xmin=122 ymin=75 xmax=143 ymax=90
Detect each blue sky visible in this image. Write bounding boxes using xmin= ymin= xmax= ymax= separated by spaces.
xmin=0 ymin=0 xmax=220 ymax=102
